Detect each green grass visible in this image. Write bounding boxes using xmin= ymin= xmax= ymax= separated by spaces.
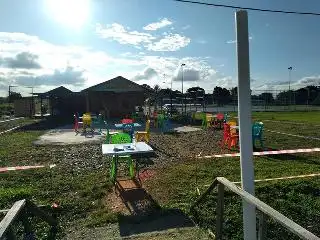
xmin=0 ymin=112 xmax=320 ymax=239
xmin=0 ymin=123 xmax=116 ymax=238
xmin=252 ymin=111 xmax=320 ymax=124
xmin=144 ymin=111 xmax=320 ymax=239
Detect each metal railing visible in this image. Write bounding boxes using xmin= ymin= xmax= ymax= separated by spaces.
xmin=0 ymin=199 xmax=58 ymax=239
xmin=191 ymin=177 xmax=320 ymax=240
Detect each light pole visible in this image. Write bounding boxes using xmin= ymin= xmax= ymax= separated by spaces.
xmin=288 ymin=66 xmax=292 ymax=105
xmin=181 ymin=63 xmax=186 ymax=114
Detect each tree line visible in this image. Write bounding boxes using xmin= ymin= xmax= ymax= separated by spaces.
xmin=142 ymin=84 xmax=320 ymax=106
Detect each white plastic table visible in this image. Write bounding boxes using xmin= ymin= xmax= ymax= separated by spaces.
xmin=231 ymin=126 xmax=239 ymax=129
xmin=101 ymin=142 xmax=153 ymax=156
xmin=114 ymin=123 xmax=141 ymax=128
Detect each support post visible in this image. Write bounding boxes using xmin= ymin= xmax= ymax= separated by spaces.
xmin=236 ymin=10 xmax=256 ymax=240
xmin=215 ymin=183 xmax=225 ymax=240
xmin=258 ymin=211 xmax=266 ymax=240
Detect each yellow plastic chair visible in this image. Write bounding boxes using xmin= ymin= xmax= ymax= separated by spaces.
xmin=135 ymin=120 xmax=151 ymax=143
xmin=227 ymin=120 xmax=237 ymax=135
xmin=82 ymin=113 xmax=92 ymax=131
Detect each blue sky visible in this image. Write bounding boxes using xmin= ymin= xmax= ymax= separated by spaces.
xmin=0 ymin=0 xmax=320 ymax=96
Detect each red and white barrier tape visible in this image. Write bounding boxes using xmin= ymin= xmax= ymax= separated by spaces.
xmin=197 ymin=148 xmax=320 ymax=159
xmin=231 ymin=173 xmax=320 ymax=184
xmin=0 ymin=164 xmax=56 ymax=173
xmin=203 ymin=173 xmax=320 ymax=187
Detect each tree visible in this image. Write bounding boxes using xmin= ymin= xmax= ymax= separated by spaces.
xmin=259 ymin=92 xmax=274 ymax=104
xmin=186 ymin=87 xmax=205 ymax=102
xmin=213 ymin=87 xmax=231 ymax=106
xmin=8 ymin=92 xmax=22 ymax=103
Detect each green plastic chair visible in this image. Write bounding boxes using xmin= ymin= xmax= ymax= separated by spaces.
xmin=157 ymin=114 xmax=165 ymax=129
xmin=201 ymin=113 xmax=207 ymax=129
xmin=109 ymin=133 xmax=135 ymax=183
xmin=252 ymin=122 xmax=264 ymax=149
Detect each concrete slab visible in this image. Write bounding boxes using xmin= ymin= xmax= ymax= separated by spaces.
xmin=174 ymin=126 xmax=202 ymax=133
xmin=33 ymin=124 xmax=118 ymax=145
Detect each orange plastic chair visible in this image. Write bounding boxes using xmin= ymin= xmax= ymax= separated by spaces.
xmin=221 ymin=123 xmax=238 ymax=150
xmin=135 ymin=120 xmax=151 ymax=143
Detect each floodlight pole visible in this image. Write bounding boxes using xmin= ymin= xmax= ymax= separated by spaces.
xmin=236 ymin=10 xmax=256 ymax=240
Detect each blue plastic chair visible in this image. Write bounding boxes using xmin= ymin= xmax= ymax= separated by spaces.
xmin=252 ymin=122 xmax=264 ymax=149
xmin=162 ymin=118 xmax=172 ymax=133
xmin=122 ymin=123 xmax=134 ymax=141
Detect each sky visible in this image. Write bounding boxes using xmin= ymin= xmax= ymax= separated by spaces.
xmin=1 ymin=0 xmax=320 ymax=97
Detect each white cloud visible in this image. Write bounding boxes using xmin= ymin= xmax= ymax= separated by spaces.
xmin=143 ymin=18 xmax=173 ymax=31
xmin=226 ymin=36 xmax=253 ymax=44
xmin=95 ymin=22 xmax=191 ymax=52
xmin=132 ymin=67 xmax=158 ymax=81
xmin=95 ymin=23 xmax=155 ymax=46
xmin=182 ymin=25 xmax=191 ymax=30
xmin=147 ymin=34 xmax=190 ymax=51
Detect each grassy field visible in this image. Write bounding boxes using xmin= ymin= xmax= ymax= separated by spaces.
xmin=252 ymin=111 xmax=320 ymax=123
xmin=0 ymin=112 xmax=319 ymax=239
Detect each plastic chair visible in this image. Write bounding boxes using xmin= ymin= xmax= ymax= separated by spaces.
xmin=162 ymin=118 xmax=172 ymax=133
xmin=252 ymin=122 xmax=264 ymax=149
xmin=135 ymin=120 xmax=151 ymax=143
xmin=92 ymin=114 xmax=106 ymax=133
xmin=105 ymin=123 xmax=118 ymax=144
xmin=73 ymin=114 xmax=83 ymax=133
xmin=109 ymin=133 xmax=135 ymax=183
xmin=121 ymin=118 xmax=134 ymax=124
xmin=227 ymin=120 xmax=237 ymax=134
xmin=82 ymin=113 xmax=92 ymax=132
xmin=122 ymin=123 xmax=134 ymax=141
xmin=212 ymin=113 xmax=224 ymax=129
xmin=201 ymin=113 xmax=207 ymax=129
xmin=157 ymin=114 xmax=165 ymax=129
xmin=221 ymin=123 xmax=239 ymax=150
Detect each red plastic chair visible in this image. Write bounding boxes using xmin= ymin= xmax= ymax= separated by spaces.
xmin=221 ymin=123 xmax=238 ymax=150
xmin=73 ymin=114 xmax=83 ymax=133
xmin=121 ymin=118 xmax=134 ymax=124
xmin=212 ymin=113 xmax=224 ymax=129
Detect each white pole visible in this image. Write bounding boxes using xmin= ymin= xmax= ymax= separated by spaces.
xmin=236 ymin=10 xmax=256 ymax=240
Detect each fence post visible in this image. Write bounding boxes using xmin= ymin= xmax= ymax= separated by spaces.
xmin=215 ymin=182 xmax=225 ymax=240
xmin=257 ymin=211 xmax=266 ymax=240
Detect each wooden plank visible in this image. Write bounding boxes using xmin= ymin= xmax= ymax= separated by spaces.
xmin=258 ymin=211 xmax=266 ymax=240
xmin=215 ymin=183 xmax=225 ymax=240
xmin=217 ymin=177 xmax=320 ymax=240
xmin=190 ymin=179 xmax=218 ymax=212
xmin=26 ymin=200 xmax=57 ymax=226
xmin=0 ymin=199 xmax=26 ymax=237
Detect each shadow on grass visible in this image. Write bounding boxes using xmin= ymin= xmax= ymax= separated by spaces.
xmin=18 ymin=116 xmax=72 ymax=131
xmin=116 ymin=179 xmax=195 ymax=237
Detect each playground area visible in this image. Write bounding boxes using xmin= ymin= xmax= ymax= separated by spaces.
xmin=0 ymin=111 xmax=319 ymax=239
